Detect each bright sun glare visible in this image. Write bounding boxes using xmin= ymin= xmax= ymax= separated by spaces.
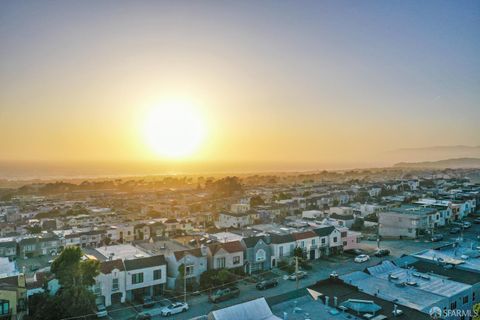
xmin=144 ymin=100 xmax=206 ymax=159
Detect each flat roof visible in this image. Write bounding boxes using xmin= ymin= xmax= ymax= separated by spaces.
xmin=413 ymin=248 xmax=480 ymax=274
xmin=388 ymin=205 xmax=437 ymax=216
xmin=91 ymin=244 xmax=151 ymax=261
xmin=367 ymin=261 xmax=471 ymax=298
xmin=340 ymin=271 xmax=443 ymax=313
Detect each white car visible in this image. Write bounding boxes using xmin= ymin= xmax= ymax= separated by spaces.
xmin=354 ymin=254 xmax=370 ymax=263
xmin=96 ymin=304 xmax=108 ymax=318
xmin=160 ymin=302 xmax=189 ymax=317
xmin=463 ymin=221 xmax=472 ymax=228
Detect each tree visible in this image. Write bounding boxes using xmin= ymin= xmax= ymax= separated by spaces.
xmin=350 ymin=218 xmax=364 ymax=231
xmin=250 ymin=195 xmax=265 ymax=207
xmin=27 ymin=225 xmax=42 ymax=234
xmin=28 ymin=247 xmax=100 ymax=320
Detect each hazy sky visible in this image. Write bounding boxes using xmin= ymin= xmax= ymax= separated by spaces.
xmin=0 ymin=1 xmax=479 ymax=173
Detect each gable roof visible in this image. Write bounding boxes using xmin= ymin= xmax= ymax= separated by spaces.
xmin=313 ymin=226 xmax=336 ymax=237
xmin=124 ymin=255 xmax=166 ymax=271
xmin=173 ymin=248 xmax=205 ymax=261
xmin=242 ymin=236 xmax=267 ymax=248
xmin=209 ymin=241 xmax=244 ymax=255
xmin=291 ymin=230 xmax=317 ymax=241
xmin=269 ymin=233 xmax=294 ymax=244
xmin=100 ymin=259 xmax=125 ymax=274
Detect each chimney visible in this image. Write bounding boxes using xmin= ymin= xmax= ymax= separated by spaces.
xmin=333 ymin=296 xmax=338 ymax=307
xmin=283 ymin=312 xmax=288 ymax=320
xmin=393 ymin=304 xmax=398 ymax=317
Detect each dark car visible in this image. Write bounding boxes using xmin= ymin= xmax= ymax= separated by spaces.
xmin=431 ymin=234 xmax=444 ymax=242
xmin=344 ymin=248 xmax=365 ymax=256
xmin=135 ymin=314 xmax=152 ymax=320
xmin=474 ymin=218 xmax=480 ymax=224
xmin=450 ymin=227 xmax=461 ymax=234
xmin=373 ymin=249 xmax=390 ymax=257
xmin=256 ymin=279 xmax=278 ymax=290
xmin=142 ymin=297 xmax=155 ymax=308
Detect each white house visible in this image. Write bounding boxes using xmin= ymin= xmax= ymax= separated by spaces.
xmin=165 ymin=248 xmax=208 ymax=290
xmin=94 ymin=259 xmax=126 ymax=307
xmin=215 ymin=212 xmax=251 ymax=229
xmin=124 ymin=255 xmax=167 ymax=301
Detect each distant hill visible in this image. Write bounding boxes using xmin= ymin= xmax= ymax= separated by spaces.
xmin=384 ymin=145 xmax=480 ymax=163
xmin=394 ymin=157 xmax=480 ymax=169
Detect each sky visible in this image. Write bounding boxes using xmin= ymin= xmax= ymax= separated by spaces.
xmin=0 ymin=1 xmax=479 ymax=176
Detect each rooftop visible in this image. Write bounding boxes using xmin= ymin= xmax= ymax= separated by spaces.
xmin=90 ymin=244 xmax=151 ymax=262
xmin=387 ymin=205 xmax=437 ymax=216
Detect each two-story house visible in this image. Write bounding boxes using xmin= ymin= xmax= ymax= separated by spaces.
xmin=207 ymin=241 xmax=244 ymax=270
xmin=241 ymin=236 xmax=271 ymax=274
xmin=95 ymin=259 xmax=126 ymax=307
xmin=164 ymin=248 xmax=208 ymax=290
xmin=268 ymin=233 xmax=296 ymax=268
xmin=124 ymin=255 xmax=167 ymax=302
xmin=291 ymin=231 xmax=319 ymax=260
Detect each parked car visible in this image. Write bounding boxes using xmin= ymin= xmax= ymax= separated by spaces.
xmin=160 ymin=302 xmax=189 ymax=317
xmin=96 ymin=304 xmax=108 ymax=318
xmin=287 ymin=271 xmax=308 ymax=281
xmin=142 ymin=296 xmax=155 ymax=308
xmin=450 ymin=227 xmax=461 ymax=234
xmin=374 ymin=249 xmax=390 ymax=257
xmin=463 ymin=221 xmax=472 ymax=228
xmin=256 ymin=278 xmax=278 ymax=290
xmin=367 ymin=235 xmax=379 ymax=241
xmin=135 ymin=313 xmax=152 ymax=320
xmin=431 ymin=234 xmax=444 ymax=242
xmin=344 ymin=248 xmax=365 ymax=256
xmin=354 ymin=254 xmax=370 ymax=263
xmin=209 ymin=287 xmax=240 ymax=303
xmin=473 ymin=218 xmax=480 ymax=224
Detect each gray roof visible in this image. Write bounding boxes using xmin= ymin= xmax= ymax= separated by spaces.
xmin=313 ymin=226 xmax=335 ymax=237
xmin=269 ymin=233 xmax=294 ymax=244
xmin=242 ymin=236 xmax=268 ymax=248
xmin=124 ymin=255 xmax=166 ymax=271
xmin=209 ymin=297 xmax=280 ymax=320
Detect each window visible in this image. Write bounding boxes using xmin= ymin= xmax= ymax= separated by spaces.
xmin=233 ymin=256 xmax=241 ymax=265
xmin=408 ymin=228 xmax=413 ymax=233
xmin=0 ymin=300 xmax=9 ymax=315
xmin=463 ymin=295 xmax=468 ymax=304
xmin=131 ymin=272 xmax=144 ymax=284
xmin=321 ymin=238 xmax=326 ymax=244
xmin=333 ymin=237 xmax=338 ymax=243
xmin=153 ymin=269 xmax=162 ymax=280
xmin=255 ymin=249 xmax=266 ymax=262
xmin=311 ymin=239 xmax=316 ymax=245
xmin=473 ymin=292 xmax=476 ymax=302
xmin=112 ymin=278 xmax=119 ymax=291
xmin=450 ymin=301 xmax=456 ymax=310
xmin=279 ymin=246 xmax=284 ymax=257
xmin=301 ymin=241 xmax=305 ymax=248
xmin=343 ymin=241 xmax=347 ymax=246
xmin=341 ymin=232 xmax=347 ymax=237
xmin=216 ymin=257 xmax=226 ymax=268
xmin=185 ymin=265 xmax=194 ymax=276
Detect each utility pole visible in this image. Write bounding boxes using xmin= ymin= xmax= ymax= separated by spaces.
xmin=295 ymin=256 xmax=299 ymax=290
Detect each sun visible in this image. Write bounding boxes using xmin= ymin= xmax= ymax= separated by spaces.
xmin=143 ymin=100 xmax=206 ymax=159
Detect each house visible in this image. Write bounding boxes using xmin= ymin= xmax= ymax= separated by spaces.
xmin=0 ymin=224 xmax=16 ymax=237
xmin=164 ymin=248 xmax=208 ymax=290
xmin=216 ymin=212 xmax=251 ymax=229
xmin=133 ymin=223 xmax=151 ymax=241
xmin=379 ymin=205 xmax=438 ymax=239
xmin=312 ymin=226 xmax=336 ymax=257
xmin=291 ymin=231 xmax=319 ymax=260
xmin=207 ymin=241 xmax=244 ymax=270
xmin=86 ymin=244 xmax=167 ymax=303
xmin=0 ymin=238 xmax=17 ymax=258
xmin=301 ymin=210 xmax=324 ymax=220
xmin=94 ymin=259 xmax=126 ymax=307
xmin=241 ymin=236 xmax=271 ymax=274
xmin=18 ymin=234 xmax=62 ymax=258
xmin=0 ymin=274 xmax=27 ymax=320
xmin=124 ymin=255 xmax=167 ymax=301
xmin=268 ymin=233 xmax=296 ymax=268
xmin=327 ymin=213 xmax=355 ymax=228
xmin=338 ymin=227 xmax=361 ymax=251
